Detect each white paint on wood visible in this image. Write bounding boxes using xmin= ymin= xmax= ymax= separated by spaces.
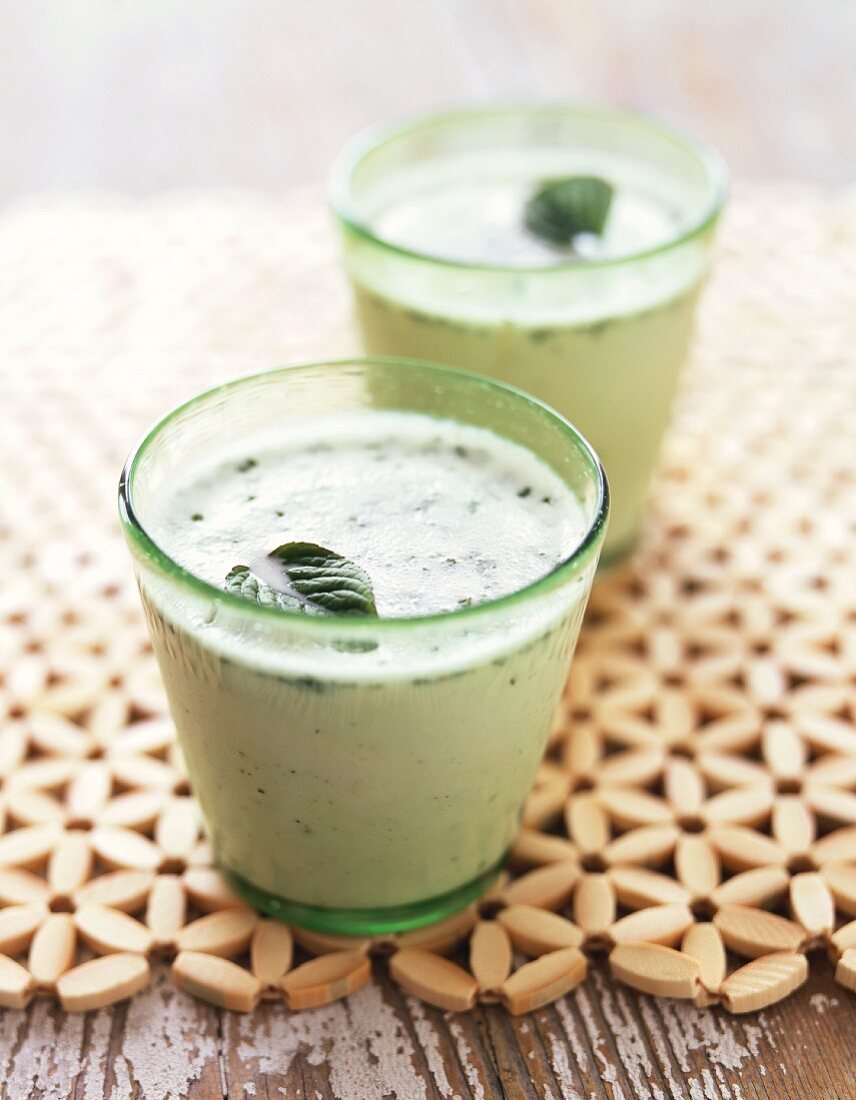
xmin=234 ymin=983 xmax=430 ymax=1100
xmin=118 ymin=967 xmax=218 ymax=1099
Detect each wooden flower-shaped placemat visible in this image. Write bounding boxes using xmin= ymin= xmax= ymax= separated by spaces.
xmin=0 ymin=186 xmax=853 ymax=1019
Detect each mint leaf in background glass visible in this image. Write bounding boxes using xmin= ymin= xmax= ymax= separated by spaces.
xmin=225 ymin=542 xmax=377 ymax=617
xmin=524 ymin=177 xmax=614 ymax=247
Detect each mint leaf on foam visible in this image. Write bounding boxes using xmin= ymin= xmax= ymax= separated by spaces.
xmin=524 ymin=177 xmax=614 ymax=248
xmin=225 ymin=542 xmax=378 ymax=618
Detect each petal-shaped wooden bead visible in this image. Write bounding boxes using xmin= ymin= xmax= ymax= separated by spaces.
xmin=602 ymin=824 xmax=680 ymax=868
xmin=565 ymin=793 xmax=610 ymax=854
xmin=6 ymin=759 xmax=79 ymax=794
xmin=761 ymin=721 xmax=806 ymax=781
xmin=830 ymin=920 xmax=856 ymax=958
xmin=251 ymin=920 xmax=294 ymax=988
xmin=835 ymin=948 xmax=856 ymax=993
xmin=175 ymin=908 xmax=258 ymax=958
xmin=155 ymin=798 xmax=200 ymax=860
xmin=97 ymin=791 xmax=167 ymax=831
xmin=710 ymin=866 xmax=790 ymax=910
xmin=562 ymin=726 xmax=601 ymax=780
xmin=28 ymin=913 xmax=77 ymax=986
xmin=502 ymin=860 xmax=579 ymax=911
xmin=608 ymin=905 xmax=694 ymax=948
xmin=720 ymin=952 xmax=807 ymax=1014
xmin=610 ymin=943 xmax=701 ymax=999
xmin=682 ymin=923 xmax=726 ymax=993
xmin=390 ymin=949 xmax=477 ymax=1013
xmin=805 ymin=755 xmax=856 ymax=790
xmin=28 ymin=713 xmax=94 ymax=758
xmin=609 ymin=867 xmax=691 ymax=909
xmin=66 ymin=762 xmax=113 ymax=823
xmin=708 ymin=825 xmax=784 ymax=873
xmin=172 ymin=952 xmax=261 ymax=1012
xmin=713 ymin=905 xmax=805 ymax=958
xmin=789 ymin=873 xmax=834 ymax=937
xmin=522 ymin=784 xmax=569 ymax=830
xmin=0 ymin=824 xmax=61 ymax=869
xmin=57 ymin=954 xmax=151 ymax=1012
xmin=0 ymin=902 xmax=48 ymax=954
xmin=90 ymin=827 xmax=162 ymax=872
xmin=500 ymin=947 xmax=587 ymax=1014
xmin=804 ymin=787 xmax=856 ymax=826
xmin=75 ymin=903 xmax=154 ymax=956
xmin=0 ymin=723 xmax=29 ymax=780
xmin=73 ymin=870 xmax=155 ymax=913
xmin=674 ymin=835 xmax=720 ymax=898
xmin=795 ymin=713 xmax=856 ymax=757
xmin=146 ymin=874 xmax=187 ymax=948
xmin=107 ymin=718 xmax=176 ymax=758
xmin=771 ymin=797 xmax=815 ymax=855
xmin=282 ymin=950 xmax=371 ymax=1010
xmin=694 ymin=708 xmax=761 ymax=755
xmin=702 ymin=785 xmax=774 ymax=829
xmin=597 ymin=788 xmax=674 ymax=830
xmin=497 ymin=906 xmax=584 ymax=956
xmin=48 ymin=831 xmax=93 ymax=899
xmin=510 ymin=830 xmax=579 ymax=868
xmin=5 ymin=789 xmax=67 ymax=827
xmin=822 ymin=863 xmax=856 ymax=918
xmin=470 ymin=921 xmax=513 ymax=993
xmin=182 ymin=867 xmax=244 ymax=912
xmin=573 ymin=874 xmax=616 ymax=936
xmin=664 ymin=759 xmax=705 ymax=817
xmin=810 ymin=825 xmax=856 ymax=867
xmin=0 ymin=954 xmax=37 ymax=1009
xmin=596 ymin=748 xmax=664 ymax=788
xmin=110 ymin=755 xmax=179 ymax=794
xmin=0 ymin=867 xmax=52 ymax=906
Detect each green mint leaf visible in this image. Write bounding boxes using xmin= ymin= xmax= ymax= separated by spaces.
xmin=225 ymin=542 xmax=377 ymax=618
xmin=524 ymin=177 xmax=614 ymax=247
xmin=224 ymin=565 xmax=312 ymax=614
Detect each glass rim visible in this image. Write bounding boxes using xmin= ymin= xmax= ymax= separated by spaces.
xmin=329 ymin=101 xmax=729 ymax=274
xmin=118 ymin=357 xmax=609 ymax=631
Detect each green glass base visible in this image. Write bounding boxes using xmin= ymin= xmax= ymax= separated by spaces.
xmin=223 ymin=857 xmax=506 ymax=936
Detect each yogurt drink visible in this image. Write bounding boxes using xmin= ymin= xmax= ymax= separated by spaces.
xmin=332 ymin=106 xmax=726 ymax=561
xmin=120 ymin=360 xmax=607 ymax=933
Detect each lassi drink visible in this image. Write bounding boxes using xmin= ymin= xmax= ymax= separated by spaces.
xmin=332 ymin=106 xmax=726 ymax=561
xmin=120 ymin=360 xmax=607 ymax=932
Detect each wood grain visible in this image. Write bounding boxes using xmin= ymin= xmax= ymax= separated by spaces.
xmin=0 ymin=960 xmax=842 ymax=1099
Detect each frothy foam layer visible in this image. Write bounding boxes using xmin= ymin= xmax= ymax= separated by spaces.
xmin=368 ymin=152 xmax=685 ymax=267
xmin=149 ymin=411 xmax=586 ymax=618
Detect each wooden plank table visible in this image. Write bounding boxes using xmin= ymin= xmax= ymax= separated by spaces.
xmin=0 ymin=183 xmax=854 ymax=1097
xmin=0 ymin=958 xmax=851 ymax=1099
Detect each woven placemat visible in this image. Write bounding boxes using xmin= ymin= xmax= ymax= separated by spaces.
xmin=0 ymin=186 xmax=854 ymax=1016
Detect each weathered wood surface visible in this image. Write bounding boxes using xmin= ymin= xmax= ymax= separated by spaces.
xmin=0 ymin=0 xmax=854 ymax=201
xmin=0 ymin=961 xmax=850 ymax=1099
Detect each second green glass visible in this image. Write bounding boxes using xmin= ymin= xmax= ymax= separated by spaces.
xmin=332 ymin=105 xmax=727 ymax=563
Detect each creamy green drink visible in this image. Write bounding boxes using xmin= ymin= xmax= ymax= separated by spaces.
xmin=332 ymin=106 xmax=726 ymax=561
xmin=120 ymin=360 xmax=607 ymax=932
